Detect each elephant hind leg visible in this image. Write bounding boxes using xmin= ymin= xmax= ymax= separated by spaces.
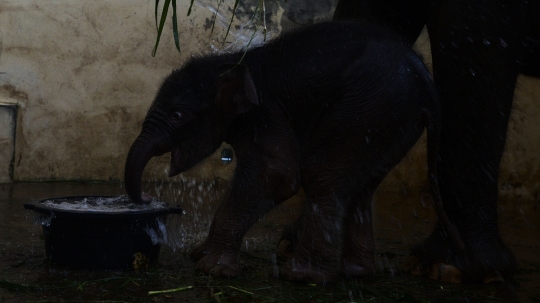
xmin=419 ymin=0 xmax=522 ymax=283
xmin=405 ymin=223 xmax=461 ymax=282
xmin=278 ymin=171 xmax=363 ymax=283
xmin=277 ymin=190 xmax=378 ymax=279
xmin=519 ymin=0 xmax=540 ymax=77
xmin=341 ymin=190 xmax=376 ymax=278
xmin=279 ymin=174 xmax=387 ymax=283
xmin=332 ymin=0 xmax=429 ymax=46
xmin=279 ymin=193 xmax=346 ymax=284
xmin=406 ymin=222 xmax=515 ymax=283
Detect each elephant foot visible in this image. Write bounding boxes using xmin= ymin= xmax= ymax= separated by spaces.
xmin=190 ymin=240 xmax=212 ymax=261
xmin=407 ymin=226 xmax=516 ymax=283
xmin=407 ymin=258 xmax=504 ymax=284
xmin=407 ymin=257 xmax=463 ymax=283
xmin=278 ymin=229 xmax=375 ymax=279
xmin=342 ymin=258 xmax=374 ymax=278
xmin=277 ymin=224 xmax=300 ymax=258
xmin=277 ymin=245 xmax=336 ymax=283
xmin=280 ymin=257 xmax=338 ymax=284
xmin=277 ymin=229 xmax=338 ymax=283
xmin=191 ymin=240 xmax=243 ymax=278
xmin=195 ymin=250 xmax=243 ymax=278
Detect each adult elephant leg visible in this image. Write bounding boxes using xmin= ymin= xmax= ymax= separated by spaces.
xmin=409 ymin=0 xmax=525 ymax=283
xmin=333 ymin=0 xmax=429 ymax=46
xmin=519 ymin=0 xmax=540 ymax=78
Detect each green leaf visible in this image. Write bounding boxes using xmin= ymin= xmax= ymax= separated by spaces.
xmin=148 ymin=285 xmax=193 ymax=295
xmin=154 ymin=0 xmax=160 ymax=30
xmin=171 ymin=0 xmax=180 ymax=52
xmin=223 ymin=0 xmax=240 ymax=45
xmin=249 ymin=0 xmax=260 ymax=23
xmin=187 ymin=0 xmax=195 ymax=16
xmin=152 ymin=0 xmax=172 ymax=57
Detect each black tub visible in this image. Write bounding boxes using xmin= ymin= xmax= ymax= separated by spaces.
xmin=24 ymin=196 xmax=183 ymax=270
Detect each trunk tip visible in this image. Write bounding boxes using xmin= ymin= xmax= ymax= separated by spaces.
xmin=127 ymin=192 xmax=153 ymax=205
xmin=141 ymin=193 xmax=153 ymax=204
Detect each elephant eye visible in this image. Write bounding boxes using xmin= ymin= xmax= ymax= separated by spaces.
xmin=171 ymin=111 xmax=182 ymax=120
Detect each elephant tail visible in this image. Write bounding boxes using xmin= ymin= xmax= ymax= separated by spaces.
xmin=421 ymin=77 xmax=467 ymax=252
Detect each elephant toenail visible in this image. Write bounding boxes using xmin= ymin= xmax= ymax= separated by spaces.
xmin=277 ymin=239 xmax=293 ymax=258
xmin=484 ymin=270 xmax=505 ymax=284
xmin=429 ymin=263 xmax=462 ymax=283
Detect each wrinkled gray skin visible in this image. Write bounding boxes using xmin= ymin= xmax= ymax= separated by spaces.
xmin=333 ymin=0 xmax=540 ymax=283
xmin=124 ymin=21 xmax=460 ymax=283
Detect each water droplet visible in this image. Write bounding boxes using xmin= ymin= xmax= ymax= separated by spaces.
xmin=324 ymin=232 xmax=331 ymax=243
xmin=272 ymin=253 xmax=279 ymax=278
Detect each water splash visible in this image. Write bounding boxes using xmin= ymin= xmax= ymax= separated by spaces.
xmin=41 ymin=196 xmax=167 ymax=212
xmin=195 ymin=0 xmax=274 ymax=54
xmin=28 ymin=211 xmax=55 ymax=227
xmin=144 ymin=178 xmax=228 ymax=252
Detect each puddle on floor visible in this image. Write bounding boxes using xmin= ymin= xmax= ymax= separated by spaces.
xmin=0 ymin=181 xmax=539 ymax=302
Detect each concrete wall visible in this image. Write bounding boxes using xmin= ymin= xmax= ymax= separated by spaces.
xmin=0 ymin=102 xmax=17 ymax=183
xmin=0 ymin=0 xmax=261 ymax=183
xmin=0 ymin=0 xmax=539 ymax=200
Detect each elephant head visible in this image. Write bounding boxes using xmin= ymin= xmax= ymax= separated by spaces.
xmin=124 ymin=63 xmax=259 ymax=204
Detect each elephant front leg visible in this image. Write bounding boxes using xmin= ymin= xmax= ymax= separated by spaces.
xmin=191 ymin=181 xmax=276 ymax=278
xmin=191 ymin=151 xmax=300 ymax=278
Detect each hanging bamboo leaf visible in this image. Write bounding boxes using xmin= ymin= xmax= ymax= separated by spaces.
xmin=187 ymin=0 xmax=195 ymax=16
xmin=210 ymin=0 xmax=224 ymax=36
xmin=237 ymin=25 xmax=259 ymax=64
xmin=262 ymin=0 xmax=267 ymax=41
xmin=154 ymin=0 xmax=160 ymax=30
xmin=224 ymin=0 xmax=240 ymax=44
xmin=250 ymin=0 xmax=261 ymax=23
xmin=172 ymin=0 xmax=181 ymax=52
xmin=152 ymin=0 xmax=172 ymax=57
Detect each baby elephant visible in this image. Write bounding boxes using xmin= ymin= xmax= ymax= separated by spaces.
xmin=124 ymin=21 xmax=464 ymax=283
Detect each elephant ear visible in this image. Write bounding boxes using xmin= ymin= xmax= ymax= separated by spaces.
xmin=216 ymin=64 xmax=259 ymax=114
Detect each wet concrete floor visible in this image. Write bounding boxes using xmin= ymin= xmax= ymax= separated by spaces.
xmin=0 ymin=181 xmax=539 ymax=302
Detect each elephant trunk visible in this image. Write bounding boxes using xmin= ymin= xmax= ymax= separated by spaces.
xmin=124 ymin=132 xmax=165 ymax=204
